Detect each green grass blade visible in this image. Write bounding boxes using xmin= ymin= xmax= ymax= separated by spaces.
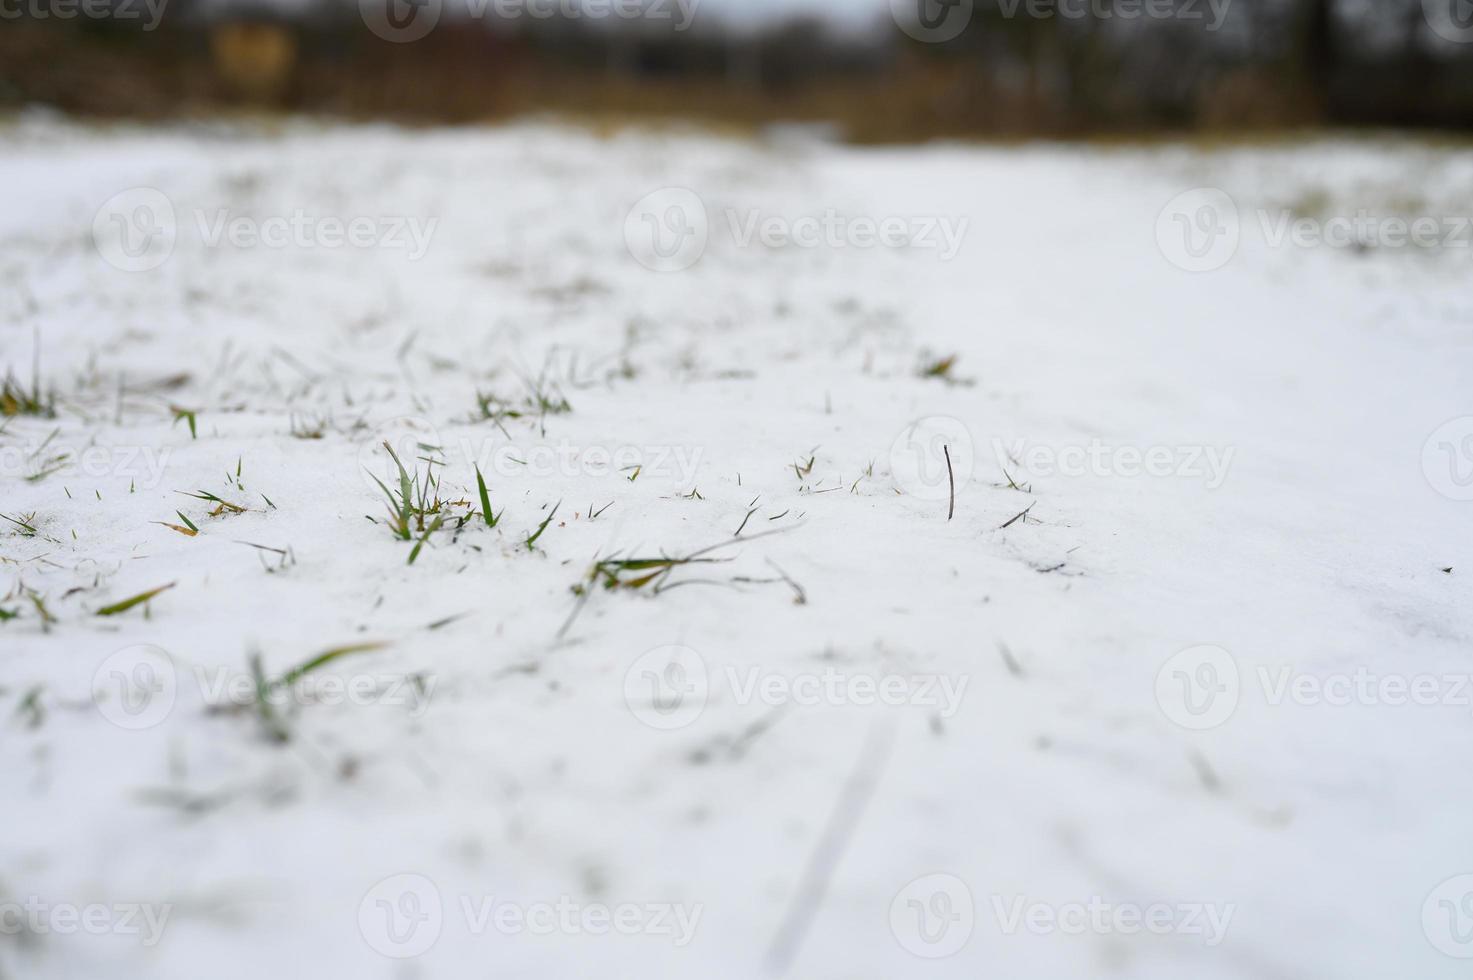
xmin=95 ymin=582 xmax=176 ymax=617
xmin=475 ymin=465 xmax=499 ymax=528
xmin=525 ymin=501 xmax=561 ymax=550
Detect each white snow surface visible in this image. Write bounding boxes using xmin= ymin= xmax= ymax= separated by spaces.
xmin=1 ymin=116 xmax=1472 ymax=979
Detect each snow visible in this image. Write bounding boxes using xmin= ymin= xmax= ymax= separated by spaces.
xmin=1 ymin=116 xmax=1471 ymax=979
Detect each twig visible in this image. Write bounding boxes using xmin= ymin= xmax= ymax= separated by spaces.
xmin=764 ymin=717 xmax=897 ymax=974
xmin=998 ymin=503 xmax=1034 ymax=530
xmin=765 ymin=558 xmax=807 ymax=605
xmin=944 ymin=444 xmax=955 ymax=521
xmin=734 ymin=506 xmax=760 ymax=537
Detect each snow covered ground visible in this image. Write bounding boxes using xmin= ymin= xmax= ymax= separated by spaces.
xmin=1 ymin=116 xmax=1471 ymax=979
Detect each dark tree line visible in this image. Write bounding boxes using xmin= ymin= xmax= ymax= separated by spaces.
xmin=3 ymin=0 xmax=1472 ymax=131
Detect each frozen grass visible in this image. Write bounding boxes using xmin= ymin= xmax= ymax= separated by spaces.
xmin=1 ymin=119 xmax=1471 ymax=979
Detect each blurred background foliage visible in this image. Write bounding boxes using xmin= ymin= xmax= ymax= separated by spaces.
xmin=3 ymin=0 xmax=1473 ymax=139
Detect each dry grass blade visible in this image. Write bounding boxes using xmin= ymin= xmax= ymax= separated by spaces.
xmin=177 ymin=490 xmax=246 ymax=515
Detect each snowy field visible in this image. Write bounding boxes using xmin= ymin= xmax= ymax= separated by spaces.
xmin=2 ymin=116 xmax=1472 ymax=979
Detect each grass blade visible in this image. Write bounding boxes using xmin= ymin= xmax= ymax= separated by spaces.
xmin=95 ymin=582 xmax=176 ymax=617
xmin=524 ymin=501 xmax=560 ymax=550
xmin=475 ymin=465 xmax=500 ymax=528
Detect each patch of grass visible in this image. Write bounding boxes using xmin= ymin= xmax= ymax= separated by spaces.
xmin=0 ymin=512 xmax=38 ymax=537
xmin=559 ymin=527 xmax=796 ymax=639
xmin=177 ymin=490 xmax=246 ymax=516
xmin=1 ymin=343 xmax=54 ymax=418
xmin=365 ymin=442 xmax=471 ymax=562
xmin=523 ymin=371 xmax=572 ymax=418
xmin=367 ymin=441 xmax=449 ymax=541
xmin=473 ymin=370 xmax=573 ymax=434
xmin=586 ymin=553 xmax=726 ymax=592
xmin=1 ymin=375 xmax=53 ymax=417
xmin=289 ymin=413 xmax=329 ymax=439
xmin=472 ymin=390 xmax=520 ymax=432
